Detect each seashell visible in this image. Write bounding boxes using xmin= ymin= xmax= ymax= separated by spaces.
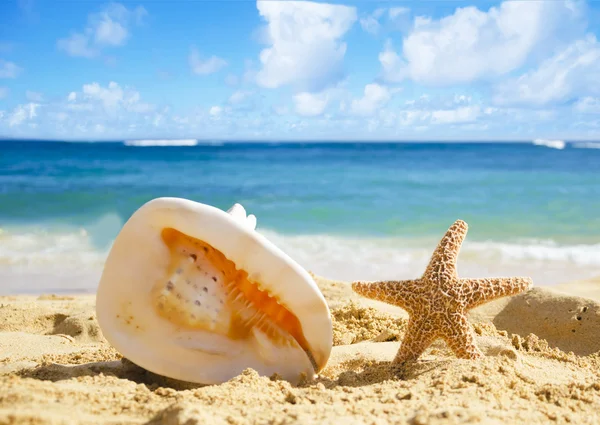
xmin=96 ymin=197 xmax=332 ymax=385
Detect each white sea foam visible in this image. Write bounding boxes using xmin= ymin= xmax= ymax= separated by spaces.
xmin=467 ymin=239 xmax=600 ymax=266
xmin=123 ymin=139 xmax=199 ymax=147
xmin=573 ymin=142 xmax=600 ymax=149
xmin=0 ymin=227 xmax=109 ymax=270
xmin=1 ymin=226 xmax=599 ymax=293
xmin=258 ymin=230 xmax=600 ymax=285
xmin=532 ymin=138 xmax=566 ymax=150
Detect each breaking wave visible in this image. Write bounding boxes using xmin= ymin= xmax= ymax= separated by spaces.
xmin=257 ymin=230 xmax=600 ymax=285
xmin=532 ymin=139 xmax=566 ymax=150
xmin=0 ymin=227 xmax=109 ymax=270
xmin=2 ymin=224 xmax=599 ymax=292
xmin=123 ymin=139 xmax=199 ymax=147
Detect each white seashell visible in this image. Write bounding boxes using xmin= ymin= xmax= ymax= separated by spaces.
xmin=226 ymin=203 xmax=257 ymax=231
xmin=96 ymin=197 xmax=332 ymax=385
xmin=246 ymin=214 xmax=257 ymax=231
xmin=226 ymin=203 xmax=247 ymax=223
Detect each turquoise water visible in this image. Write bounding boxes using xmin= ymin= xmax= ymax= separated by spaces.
xmin=1 ymin=139 xmax=599 ymax=292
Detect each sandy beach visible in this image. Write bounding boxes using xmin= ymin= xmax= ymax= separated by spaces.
xmin=0 ymin=274 xmax=598 ymax=425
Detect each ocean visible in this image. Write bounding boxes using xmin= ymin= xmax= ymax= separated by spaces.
xmin=1 ymin=139 xmax=599 ymax=294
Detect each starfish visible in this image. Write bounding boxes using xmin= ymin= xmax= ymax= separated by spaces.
xmin=351 ymin=219 xmax=533 ymax=364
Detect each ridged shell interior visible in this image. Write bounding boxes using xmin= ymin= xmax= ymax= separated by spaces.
xmin=146 ymin=227 xmax=313 ymax=362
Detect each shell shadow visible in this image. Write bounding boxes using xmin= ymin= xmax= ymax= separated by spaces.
xmin=17 ymin=358 xmax=206 ymax=391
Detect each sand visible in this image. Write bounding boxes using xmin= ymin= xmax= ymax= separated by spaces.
xmin=1 ymin=275 xmax=600 ymax=425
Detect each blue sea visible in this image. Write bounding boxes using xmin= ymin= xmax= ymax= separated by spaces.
xmin=1 ymin=139 xmax=599 ymax=294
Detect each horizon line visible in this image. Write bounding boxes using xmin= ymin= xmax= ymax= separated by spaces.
xmin=2 ymin=137 xmax=598 ymax=144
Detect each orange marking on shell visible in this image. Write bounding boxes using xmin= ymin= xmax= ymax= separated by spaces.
xmin=158 ymin=228 xmax=310 ymax=353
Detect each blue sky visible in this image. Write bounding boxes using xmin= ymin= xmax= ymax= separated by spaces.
xmin=1 ymin=0 xmax=600 ymax=141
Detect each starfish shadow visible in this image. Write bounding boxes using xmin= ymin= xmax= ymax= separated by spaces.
xmin=315 ymin=358 xmax=430 ymax=387
xmin=317 ymin=358 xmax=455 ymax=387
xmin=333 ymin=360 xmax=398 ymax=386
xmin=397 ymin=358 xmax=456 ymax=380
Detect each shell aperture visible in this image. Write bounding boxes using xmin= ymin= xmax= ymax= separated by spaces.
xmin=96 ymin=197 xmax=332 ymax=384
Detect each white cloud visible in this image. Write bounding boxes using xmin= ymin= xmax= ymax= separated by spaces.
xmin=359 ymin=8 xmax=385 ymax=35
xmin=378 ymin=93 xmax=488 ymax=127
xmin=75 ymin=81 xmax=153 ymax=114
xmin=189 ymin=47 xmax=227 ymax=75
xmin=0 ymin=60 xmax=22 ymax=78
xmin=26 ymin=91 xmax=43 ymax=102
xmin=172 ymin=115 xmax=189 ymax=126
xmin=453 ymin=94 xmax=472 ymax=105
xmin=361 ymin=7 xmax=410 ymax=35
xmin=66 ymin=103 xmax=93 ymax=112
xmin=228 ymin=90 xmax=251 ymax=105
xmin=293 ymin=91 xmax=330 ymax=117
xmin=397 ymin=110 xmax=429 ymax=127
xmin=57 ymin=3 xmax=147 ymax=58
xmin=255 ymin=0 xmax=357 ymax=92
xmin=575 ymin=97 xmax=600 ymax=114
xmin=8 ymin=103 xmax=38 ymax=127
xmin=494 ymin=35 xmax=600 ymax=106
xmin=350 ymin=83 xmax=392 ymax=116
xmin=430 ymin=105 xmax=481 ymax=124
xmin=152 ymin=113 xmax=163 ymax=127
xmin=94 ymin=17 xmax=128 ymax=46
xmin=379 ymin=40 xmax=404 ymax=83
xmin=381 ymin=0 xmax=586 ymax=85
xmin=83 ymin=81 xmax=123 ymax=112
xmin=50 ymin=111 xmax=69 ymax=122
xmin=0 ymin=87 xmax=7 ymax=99
xmin=389 ymin=7 xmax=410 ymax=20
xmin=0 ymin=81 xmax=163 ymax=137
xmin=57 ymin=33 xmax=98 ymax=58
xmin=209 ymin=106 xmax=222 ymax=116
xmin=535 ymin=110 xmax=559 ymax=121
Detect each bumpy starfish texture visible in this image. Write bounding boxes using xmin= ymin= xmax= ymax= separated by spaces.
xmin=352 ymin=220 xmax=533 ymax=364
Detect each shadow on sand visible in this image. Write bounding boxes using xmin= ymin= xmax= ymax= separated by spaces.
xmin=18 ymin=358 xmax=207 ymax=390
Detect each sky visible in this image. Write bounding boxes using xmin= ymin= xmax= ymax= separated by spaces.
xmin=1 ymin=0 xmax=600 ymax=141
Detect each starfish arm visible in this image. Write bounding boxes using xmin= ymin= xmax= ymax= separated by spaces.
xmin=423 ymin=220 xmax=468 ymax=282
xmin=461 ymin=277 xmax=533 ymax=309
xmin=351 ymin=279 xmax=420 ymax=312
xmin=441 ymin=313 xmax=483 ymax=359
xmin=393 ymin=318 xmax=439 ymax=364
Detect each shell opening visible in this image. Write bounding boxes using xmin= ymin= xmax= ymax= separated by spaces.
xmin=150 ymin=227 xmax=316 ymax=370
